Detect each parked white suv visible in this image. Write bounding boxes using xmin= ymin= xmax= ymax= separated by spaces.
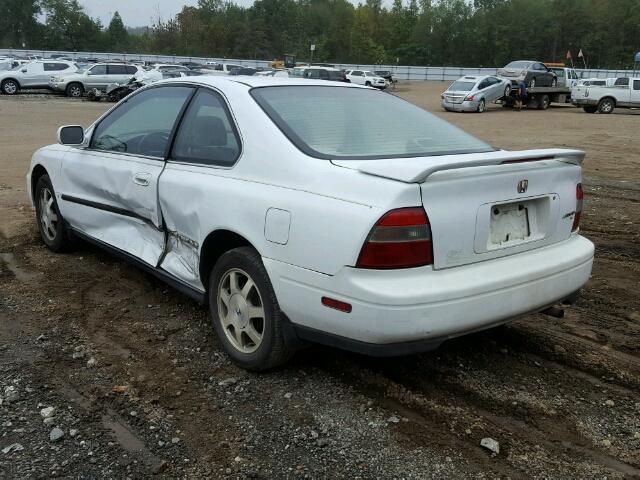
xmin=0 ymin=60 xmax=77 ymax=95
xmin=345 ymin=70 xmax=388 ymax=89
xmin=49 ymin=63 xmax=141 ymax=97
xmin=27 ymin=77 xmax=593 ymax=370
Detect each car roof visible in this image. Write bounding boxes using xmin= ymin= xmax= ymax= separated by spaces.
xmin=156 ymin=75 xmax=366 ymax=89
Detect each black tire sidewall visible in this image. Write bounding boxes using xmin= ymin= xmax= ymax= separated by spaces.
xmin=34 ymin=175 xmax=69 ymax=252
xmin=208 ymin=247 xmax=285 ymax=370
xmin=598 ymin=99 xmax=614 ymax=114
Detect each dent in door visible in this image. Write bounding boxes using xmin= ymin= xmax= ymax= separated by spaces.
xmin=160 ymin=231 xmax=201 ymax=289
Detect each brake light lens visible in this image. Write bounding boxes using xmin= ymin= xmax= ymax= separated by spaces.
xmin=572 ymin=183 xmax=584 ymax=231
xmin=465 ymin=94 xmax=475 ymax=101
xmin=356 ymin=207 xmax=433 ymax=269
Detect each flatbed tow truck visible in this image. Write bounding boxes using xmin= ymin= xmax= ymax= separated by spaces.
xmin=502 ymin=85 xmax=572 ymax=110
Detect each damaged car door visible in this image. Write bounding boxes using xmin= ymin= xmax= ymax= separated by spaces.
xmin=58 ymin=85 xmax=194 ymax=266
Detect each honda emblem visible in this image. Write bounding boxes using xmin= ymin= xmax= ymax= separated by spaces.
xmin=517 ymin=179 xmax=528 ymax=193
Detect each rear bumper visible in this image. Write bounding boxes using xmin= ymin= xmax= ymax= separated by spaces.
xmin=264 ymin=235 xmax=594 ymax=349
xmin=442 ymin=99 xmax=478 ymax=112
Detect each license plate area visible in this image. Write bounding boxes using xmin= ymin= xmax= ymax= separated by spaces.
xmin=475 ymin=196 xmax=552 ymax=253
xmin=490 ymin=202 xmax=530 ymax=245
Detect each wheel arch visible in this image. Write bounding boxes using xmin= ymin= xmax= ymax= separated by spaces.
xmin=30 ymin=164 xmax=49 ymax=203
xmin=1 ymin=77 xmax=20 ymax=88
xmin=599 ymin=96 xmax=616 ymax=106
xmin=199 ymin=229 xmax=258 ymax=292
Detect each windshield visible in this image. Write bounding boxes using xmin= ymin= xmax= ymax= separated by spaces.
xmin=251 ymin=86 xmax=492 ymax=160
xmin=505 ymin=61 xmax=531 ymax=68
xmin=448 ymin=81 xmax=475 ymax=91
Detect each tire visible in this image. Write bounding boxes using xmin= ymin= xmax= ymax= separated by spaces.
xmin=66 ymin=83 xmax=84 ymax=98
xmin=365 ymin=81 xmax=371 ymax=87
xmin=477 ymin=99 xmax=485 ymax=113
xmin=529 ymin=77 xmax=536 ymax=88
xmin=537 ymin=94 xmax=550 ymax=110
xmin=1 ymin=79 xmax=19 ymax=95
xmin=551 ymin=77 xmax=557 ymax=87
xmin=209 ymin=246 xmax=293 ymax=371
xmin=597 ymin=98 xmax=615 ymax=114
xmin=34 ymin=174 xmax=74 ymax=253
xmin=583 ymin=106 xmax=597 ymax=113
xmin=503 ymin=84 xmax=511 ymax=98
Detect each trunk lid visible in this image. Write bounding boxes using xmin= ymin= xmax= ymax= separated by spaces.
xmin=333 ymin=149 xmax=584 ymax=270
xmin=443 ymin=90 xmax=469 ymax=104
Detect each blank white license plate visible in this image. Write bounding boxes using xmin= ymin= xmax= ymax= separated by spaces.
xmin=489 ymin=201 xmax=531 ymax=245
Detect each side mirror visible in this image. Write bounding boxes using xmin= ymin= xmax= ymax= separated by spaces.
xmin=57 ymin=125 xmax=84 ymax=145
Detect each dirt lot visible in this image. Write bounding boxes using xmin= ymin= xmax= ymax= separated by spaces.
xmin=1 ymin=83 xmax=639 ymax=479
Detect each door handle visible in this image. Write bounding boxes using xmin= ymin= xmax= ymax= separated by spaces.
xmin=133 ymin=172 xmax=151 ymax=186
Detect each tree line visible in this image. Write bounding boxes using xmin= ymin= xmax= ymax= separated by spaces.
xmin=1 ymin=0 xmax=639 ymax=68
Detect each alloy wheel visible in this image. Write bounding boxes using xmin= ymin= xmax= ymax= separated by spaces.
xmin=39 ymin=187 xmax=58 ymax=241
xmin=217 ymin=268 xmax=265 ymax=354
xmin=3 ymin=81 xmax=17 ymax=95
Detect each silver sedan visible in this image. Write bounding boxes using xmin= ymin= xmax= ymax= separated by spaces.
xmin=442 ymin=75 xmax=512 ymax=113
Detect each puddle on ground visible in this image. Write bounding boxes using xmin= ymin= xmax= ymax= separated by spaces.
xmin=0 ymin=252 xmax=39 ymax=282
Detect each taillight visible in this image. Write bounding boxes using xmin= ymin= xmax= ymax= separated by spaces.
xmin=356 ymin=207 xmax=433 ymax=269
xmin=465 ymin=94 xmax=475 ymax=101
xmin=572 ymin=183 xmax=583 ymax=231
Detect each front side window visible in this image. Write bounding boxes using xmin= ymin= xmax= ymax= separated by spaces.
xmin=89 ymin=65 xmax=107 ymax=75
xmin=634 ymin=80 xmax=640 ymax=91
xmin=171 ymin=89 xmax=241 ymax=166
xmin=252 ymin=86 xmax=492 ymax=160
xmin=91 ymin=86 xmax=193 ymax=157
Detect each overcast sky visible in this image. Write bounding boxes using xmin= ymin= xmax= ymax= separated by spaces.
xmin=79 ymin=0 xmax=207 ymax=27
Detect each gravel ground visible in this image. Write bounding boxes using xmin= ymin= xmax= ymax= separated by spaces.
xmin=1 ymin=83 xmax=639 ymax=478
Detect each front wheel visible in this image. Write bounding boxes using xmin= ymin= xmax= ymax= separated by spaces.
xmin=209 ymin=247 xmax=293 ymax=371
xmin=551 ymin=77 xmax=557 ymax=87
xmin=597 ymin=98 xmax=615 ymax=114
xmin=34 ymin=175 xmax=74 ymax=252
xmin=66 ymin=83 xmax=84 ymax=98
xmin=503 ymin=84 xmax=511 ymax=98
xmin=1 ymin=79 xmax=19 ymax=95
xmin=529 ymin=77 xmax=536 ymax=88
xmin=365 ymin=81 xmax=371 ymax=87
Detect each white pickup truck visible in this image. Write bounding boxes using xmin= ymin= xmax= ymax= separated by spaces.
xmin=571 ymin=77 xmax=640 ymax=113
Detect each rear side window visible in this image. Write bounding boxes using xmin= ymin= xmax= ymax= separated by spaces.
xmin=125 ymin=65 xmax=137 ymax=74
xmin=171 ymin=89 xmax=241 ymax=166
xmin=252 ymin=86 xmax=492 ymax=160
xmin=91 ymin=86 xmax=193 ymax=157
xmin=634 ymin=80 xmax=640 ymax=91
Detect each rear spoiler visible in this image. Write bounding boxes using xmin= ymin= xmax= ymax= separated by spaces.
xmin=331 ymin=149 xmax=585 ymax=183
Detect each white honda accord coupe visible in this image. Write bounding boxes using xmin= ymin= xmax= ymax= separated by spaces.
xmin=27 ymin=76 xmax=594 ymax=370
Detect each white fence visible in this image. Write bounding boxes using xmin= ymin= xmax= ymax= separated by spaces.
xmin=1 ymin=48 xmax=636 ymax=81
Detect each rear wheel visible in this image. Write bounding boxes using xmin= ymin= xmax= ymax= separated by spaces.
xmin=209 ymin=247 xmax=293 ymax=371
xmin=529 ymin=77 xmax=536 ymax=88
xmin=1 ymin=79 xmax=19 ymax=95
xmin=477 ymin=99 xmax=485 ymax=113
xmin=66 ymin=82 xmax=84 ymax=98
xmin=503 ymin=84 xmax=511 ymax=98
xmin=597 ymin=98 xmax=615 ymax=114
xmin=551 ymin=77 xmax=557 ymax=87
xmin=537 ymin=94 xmax=550 ymax=110
xmin=583 ymin=106 xmax=597 ymax=113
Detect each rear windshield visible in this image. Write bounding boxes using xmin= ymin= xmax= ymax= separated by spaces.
xmin=251 ymin=86 xmax=492 ymax=160
xmin=448 ymin=81 xmax=475 ymax=91
xmin=505 ymin=61 xmax=531 ymax=68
